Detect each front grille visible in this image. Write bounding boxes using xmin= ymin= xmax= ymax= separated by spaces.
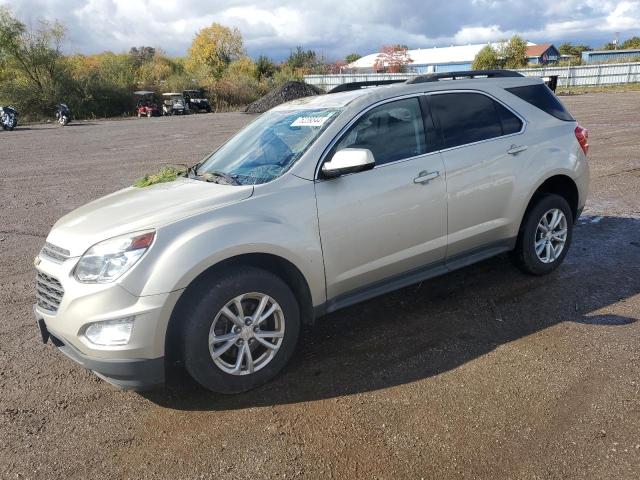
xmin=40 ymin=242 xmax=70 ymax=263
xmin=36 ymin=272 xmax=64 ymax=313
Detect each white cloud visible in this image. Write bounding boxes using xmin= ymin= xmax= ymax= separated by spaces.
xmin=1 ymin=0 xmax=639 ymax=59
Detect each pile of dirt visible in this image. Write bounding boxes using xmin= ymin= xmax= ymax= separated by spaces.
xmin=245 ymin=81 xmax=324 ymax=114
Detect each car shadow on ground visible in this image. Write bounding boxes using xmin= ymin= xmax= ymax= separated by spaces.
xmin=142 ymin=216 xmax=640 ymax=411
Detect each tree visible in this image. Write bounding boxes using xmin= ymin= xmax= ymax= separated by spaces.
xmin=186 ymin=23 xmax=244 ymax=81
xmin=0 ymin=7 xmax=68 ymax=114
xmin=226 ymin=56 xmax=257 ymax=79
xmin=558 ymin=42 xmax=590 ymax=59
xmin=374 ymin=45 xmax=413 ymax=73
xmin=129 ymin=46 xmax=156 ymax=67
xmin=472 ymin=45 xmax=500 ymax=70
xmin=255 ymin=54 xmax=276 ymax=80
xmin=345 ymin=53 xmax=361 ymax=64
xmin=286 ymin=46 xmax=317 ymax=70
xmin=327 ymin=60 xmax=347 ymax=74
xmin=621 ymin=36 xmax=640 ymax=49
xmin=499 ymin=35 xmax=527 ymax=69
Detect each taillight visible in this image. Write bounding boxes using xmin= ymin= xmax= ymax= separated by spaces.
xmin=575 ymin=125 xmax=589 ymax=155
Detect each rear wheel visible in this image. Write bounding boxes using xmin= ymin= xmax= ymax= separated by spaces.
xmin=511 ymin=194 xmax=573 ymax=275
xmin=181 ymin=267 xmax=300 ymax=394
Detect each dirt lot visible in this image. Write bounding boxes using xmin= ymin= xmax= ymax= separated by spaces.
xmin=1 ymin=93 xmax=639 ymax=479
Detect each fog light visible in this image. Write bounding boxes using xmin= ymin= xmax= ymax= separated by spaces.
xmin=84 ymin=317 xmax=134 ymax=346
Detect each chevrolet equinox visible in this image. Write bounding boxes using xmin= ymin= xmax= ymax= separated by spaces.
xmin=34 ymin=71 xmax=589 ymax=393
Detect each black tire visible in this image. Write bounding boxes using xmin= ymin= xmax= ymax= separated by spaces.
xmin=511 ymin=193 xmax=573 ymax=275
xmin=181 ymin=266 xmax=300 ymax=394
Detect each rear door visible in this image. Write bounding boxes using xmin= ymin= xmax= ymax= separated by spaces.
xmin=315 ymin=96 xmax=447 ymax=301
xmin=428 ymin=91 xmax=527 ymax=258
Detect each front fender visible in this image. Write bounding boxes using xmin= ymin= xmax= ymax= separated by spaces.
xmin=118 ymin=178 xmax=326 ymax=307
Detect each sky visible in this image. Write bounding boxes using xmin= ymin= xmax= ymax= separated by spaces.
xmin=2 ymin=0 xmax=639 ymax=60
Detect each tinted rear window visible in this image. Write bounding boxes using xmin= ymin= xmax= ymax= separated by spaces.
xmin=506 ymin=84 xmax=574 ymax=121
xmin=430 ymin=93 xmax=503 ymax=149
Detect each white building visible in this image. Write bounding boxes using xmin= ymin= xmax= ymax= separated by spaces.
xmin=348 ymin=42 xmax=538 ymax=73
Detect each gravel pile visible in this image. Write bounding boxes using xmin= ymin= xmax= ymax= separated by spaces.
xmin=245 ymin=81 xmax=323 ymax=113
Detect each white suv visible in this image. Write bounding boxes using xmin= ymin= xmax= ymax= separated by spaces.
xmin=34 ymin=71 xmax=589 ymax=393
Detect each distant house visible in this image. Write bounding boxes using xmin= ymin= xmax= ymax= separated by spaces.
xmin=581 ymin=49 xmax=640 ymax=64
xmin=525 ymin=44 xmax=561 ymax=64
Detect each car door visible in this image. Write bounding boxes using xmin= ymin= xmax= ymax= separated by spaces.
xmin=314 ymin=96 xmax=448 ymax=303
xmin=428 ymin=91 xmax=527 ymax=259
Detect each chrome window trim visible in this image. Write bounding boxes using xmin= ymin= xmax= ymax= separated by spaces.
xmin=314 ymin=88 xmax=528 ymax=180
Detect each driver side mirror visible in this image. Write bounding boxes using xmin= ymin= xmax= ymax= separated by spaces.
xmin=322 ymin=148 xmax=375 ymax=178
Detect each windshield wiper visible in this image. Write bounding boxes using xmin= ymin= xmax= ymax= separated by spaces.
xmin=174 ymin=162 xmax=200 ymax=178
xmin=200 ymin=170 xmax=241 ymax=186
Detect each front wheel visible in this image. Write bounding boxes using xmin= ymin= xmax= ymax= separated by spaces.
xmin=511 ymin=194 xmax=573 ymax=275
xmin=181 ymin=267 xmax=300 ymax=394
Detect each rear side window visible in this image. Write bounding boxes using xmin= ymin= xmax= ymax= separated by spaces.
xmin=430 ymin=93 xmax=504 ymax=149
xmin=506 ymin=84 xmax=574 ymax=121
xmin=495 ymin=102 xmax=523 ymax=135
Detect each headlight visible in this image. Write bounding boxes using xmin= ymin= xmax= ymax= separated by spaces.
xmin=85 ymin=317 xmax=135 ymax=346
xmin=74 ymin=230 xmax=155 ymax=283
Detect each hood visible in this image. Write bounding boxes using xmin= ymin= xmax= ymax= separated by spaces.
xmin=47 ymin=178 xmax=253 ymax=256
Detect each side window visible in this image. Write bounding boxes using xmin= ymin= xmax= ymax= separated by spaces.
xmin=333 ymin=97 xmax=426 ymax=166
xmin=430 ymin=93 xmax=503 ymax=149
xmin=495 ymin=101 xmax=523 ymax=135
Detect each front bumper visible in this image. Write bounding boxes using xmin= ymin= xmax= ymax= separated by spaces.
xmin=33 ymin=253 xmax=184 ymax=389
xmin=35 ymin=309 xmax=164 ymax=389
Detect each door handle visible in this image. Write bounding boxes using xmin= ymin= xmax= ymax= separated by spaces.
xmin=413 ymin=170 xmax=440 ymax=184
xmin=507 ymin=144 xmax=528 ymax=155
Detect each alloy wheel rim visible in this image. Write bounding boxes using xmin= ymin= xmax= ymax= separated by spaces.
xmin=535 ymin=208 xmax=568 ymax=264
xmin=208 ymin=292 xmax=285 ymax=375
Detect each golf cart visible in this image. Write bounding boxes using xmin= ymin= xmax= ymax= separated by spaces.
xmin=183 ymin=89 xmax=212 ymax=113
xmin=162 ymin=93 xmax=188 ymax=116
xmin=134 ymin=91 xmax=160 ymax=118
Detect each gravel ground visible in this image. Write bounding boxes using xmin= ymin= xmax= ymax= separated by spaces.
xmin=1 ymin=93 xmax=639 ymax=479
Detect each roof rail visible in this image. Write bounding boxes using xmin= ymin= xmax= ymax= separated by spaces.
xmin=327 ymin=79 xmax=406 ymax=93
xmin=406 ymin=70 xmax=523 ymax=84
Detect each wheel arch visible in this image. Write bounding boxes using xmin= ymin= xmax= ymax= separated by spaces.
xmin=165 ymin=252 xmax=315 ymax=364
xmin=521 ymin=174 xmax=580 ymax=229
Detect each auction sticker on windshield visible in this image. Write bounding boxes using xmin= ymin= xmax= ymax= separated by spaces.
xmin=290 ymin=115 xmax=334 ymax=127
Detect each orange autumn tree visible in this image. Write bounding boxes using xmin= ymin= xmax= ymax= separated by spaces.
xmin=374 ymin=44 xmax=413 ymax=73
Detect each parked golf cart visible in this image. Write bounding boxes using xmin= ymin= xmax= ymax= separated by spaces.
xmin=183 ymin=89 xmax=212 ymax=113
xmin=161 ymin=93 xmax=188 ymax=116
xmin=134 ymin=91 xmax=160 ymax=118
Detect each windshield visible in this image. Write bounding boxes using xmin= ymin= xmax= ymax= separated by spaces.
xmin=196 ymin=108 xmax=342 ymax=185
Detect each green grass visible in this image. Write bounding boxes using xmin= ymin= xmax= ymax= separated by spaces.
xmin=133 ymin=166 xmax=186 ymax=188
xmin=557 ymin=83 xmax=640 ymax=95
